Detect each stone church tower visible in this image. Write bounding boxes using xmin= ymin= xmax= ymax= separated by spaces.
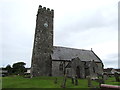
xmin=31 ymin=5 xmax=54 ymax=77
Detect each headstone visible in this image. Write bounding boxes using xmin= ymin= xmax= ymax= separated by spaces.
xmin=54 ymin=78 xmax=57 ymax=84
xmin=103 ymin=73 xmax=108 ymax=80
xmin=97 ymin=73 xmax=105 ymax=87
xmin=71 ymin=77 xmax=74 ymax=84
xmin=75 ymin=75 xmax=78 ymax=85
xmin=87 ymin=76 xmax=92 ymax=87
xmin=61 ymin=75 xmax=67 ymax=88
xmin=30 ymin=75 xmax=33 ymax=78
xmin=114 ymin=72 xmax=120 ymax=82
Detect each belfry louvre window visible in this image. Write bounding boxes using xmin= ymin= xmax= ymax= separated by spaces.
xmin=59 ymin=62 xmax=63 ymax=71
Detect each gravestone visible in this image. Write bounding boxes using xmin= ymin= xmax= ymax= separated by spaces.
xmin=61 ymin=75 xmax=67 ymax=88
xmin=75 ymin=75 xmax=78 ymax=85
xmin=97 ymin=73 xmax=105 ymax=87
xmin=114 ymin=72 xmax=120 ymax=82
xmin=103 ymin=73 xmax=108 ymax=81
xmin=54 ymin=78 xmax=57 ymax=84
xmin=87 ymin=76 xmax=92 ymax=87
xmin=71 ymin=77 xmax=74 ymax=84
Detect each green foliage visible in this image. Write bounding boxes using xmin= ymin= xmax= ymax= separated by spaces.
xmin=5 ymin=65 xmax=12 ymax=75
xmin=12 ymin=62 xmax=26 ymax=75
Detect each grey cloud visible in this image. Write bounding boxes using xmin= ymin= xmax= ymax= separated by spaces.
xmin=54 ymin=6 xmax=117 ymax=47
xmin=103 ymin=53 xmax=119 ymax=68
xmin=62 ymin=10 xmax=117 ymax=33
xmin=0 ymin=0 xmax=118 ymax=68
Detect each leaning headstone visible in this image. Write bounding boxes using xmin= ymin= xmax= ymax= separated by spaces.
xmin=54 ymin=78 xmax=57 ymax=84
xmin=75 ymin=75 xmax=78 ymax=85
xmin=87 ymin=76 xmax=92 ymax=87
xmin=114 ymin=72 xmax=120 ymax=82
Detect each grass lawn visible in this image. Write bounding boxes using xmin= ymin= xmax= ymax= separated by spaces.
xmin=105 ymin=76 xmax=120 ymax=86
xmin=1 ymin=76 xmax=120 ymax=88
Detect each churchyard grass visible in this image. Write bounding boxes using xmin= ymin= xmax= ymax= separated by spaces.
xmin=105 ymin=76 xmax=120 ymax=86
xmin=2 ymin=76 xmax=120 ymax=88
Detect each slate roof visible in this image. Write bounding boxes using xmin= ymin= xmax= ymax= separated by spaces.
xmin=103 ymin=68 xmax=113 ymax=72
xmin=51 ymin=46 xmax=102 ymax=62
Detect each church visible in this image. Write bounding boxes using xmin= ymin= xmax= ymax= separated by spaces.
xmin=31 ymin=5 xmax=104 ymax=79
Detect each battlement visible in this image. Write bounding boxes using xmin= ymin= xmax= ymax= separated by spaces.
xmin=38 ymin=5 xmax=54 ymax=17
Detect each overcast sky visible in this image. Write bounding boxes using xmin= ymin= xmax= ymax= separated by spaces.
xmin=0 ymin=0 xmax=119 ymax=68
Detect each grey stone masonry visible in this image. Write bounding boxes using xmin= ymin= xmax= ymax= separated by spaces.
xmin=31 ymin=5 xmax=54 ymax=77
xmin=30 ymin=5 xmax=104 ymax=78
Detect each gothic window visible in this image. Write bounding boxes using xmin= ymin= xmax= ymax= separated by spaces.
xmin=59 ymin=62 xmax=63 ymax=71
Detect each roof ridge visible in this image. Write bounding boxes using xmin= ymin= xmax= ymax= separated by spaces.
xmin=53 ymin=46 xmax=90 ymax=51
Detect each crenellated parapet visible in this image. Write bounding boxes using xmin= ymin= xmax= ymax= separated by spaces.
xmin=37 ymin=5 xmax=54 ymax=18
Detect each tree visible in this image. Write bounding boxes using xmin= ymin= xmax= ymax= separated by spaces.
xmin=12 ymin=62 xmax=26 ymax=75
xmin=5 ymin=64 xmax=12 ymax=75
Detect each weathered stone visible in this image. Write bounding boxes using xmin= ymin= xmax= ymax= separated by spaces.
xmin=31 ymin=5 xmax=104 ymax=78
xmin=97 ymin=73 xmax=105 ymax=87
xmin=54 ymin=78 xmax=57 ymax=84
xmin=103 ymin=73 xmax=108 ymax=80
xmin=71 ymin=77 xmax=74 ymax=84
xmin=114 ymin=72 xmax=120 ymax=82
xmin=75 ymin=75 xmax=78 ymax=85
xmin=71 ymin=57 xmax=85 ymax=78
xmin=31 ymin=5 xmax=53 ymax=77
xmin=61 ymin=75 xmax=67 ymax=88
xmin=87 ymin=76 xmax=92 ymax=87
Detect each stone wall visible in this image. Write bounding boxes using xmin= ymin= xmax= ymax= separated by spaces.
xmin=96 ymin=62 xmax=104 ymax=74
xmin=31 ymin=5 xmax=54 ymax=77
xmin=52 ymin=61 xmax=64 ymax=76
xmin=52 ymin=61 xmax=69 ymax=76
xmin=71 ymin=57 xmax=85 ymax=78
xmin=89 ymin=61 xmax=98 ymax=79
